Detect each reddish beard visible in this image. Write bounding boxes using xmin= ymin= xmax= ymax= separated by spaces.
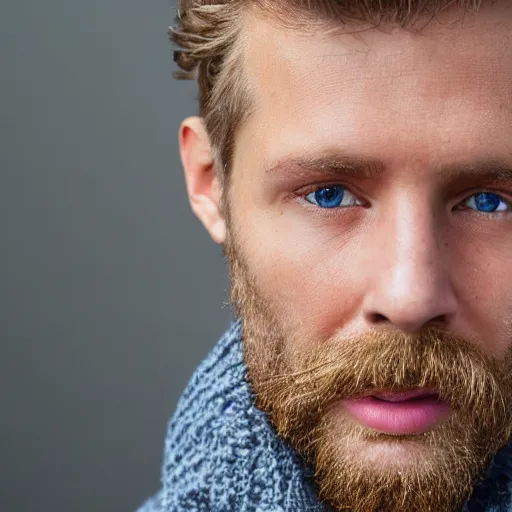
xmin=224 ymin=229 xmax=512 ymax=512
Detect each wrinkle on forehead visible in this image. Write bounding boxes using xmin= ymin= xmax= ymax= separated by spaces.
xmin=244 ymin=5 xmax=512 ymax=95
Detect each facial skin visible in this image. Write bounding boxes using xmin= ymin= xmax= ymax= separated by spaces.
xmin=180 ymin=4 xmax=512 ymax=510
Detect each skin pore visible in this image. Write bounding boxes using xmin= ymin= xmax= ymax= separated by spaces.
xmin=180 ymin=3 xmax=512 ymax=510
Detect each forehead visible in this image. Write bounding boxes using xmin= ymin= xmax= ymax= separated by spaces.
xmin=236 ymin=5 xmax=512 ymax=171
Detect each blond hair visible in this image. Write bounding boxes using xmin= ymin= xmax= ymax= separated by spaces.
xmin=170 ymin=0 xmax=483 ymax=182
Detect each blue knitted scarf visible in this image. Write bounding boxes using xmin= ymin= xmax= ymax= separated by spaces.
xmin=138 ymin=322 xmax=512 ymax=511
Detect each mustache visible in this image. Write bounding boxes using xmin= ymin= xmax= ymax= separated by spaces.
xmin=255 ymin=328 xmax=512 ymax=435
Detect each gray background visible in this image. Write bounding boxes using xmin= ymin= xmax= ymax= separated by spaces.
xmin=2 ymin=0 xmax=232 ymax=510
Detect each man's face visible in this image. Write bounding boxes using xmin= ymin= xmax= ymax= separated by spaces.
xmin=183 ymin=4 xmax=512 ymax=511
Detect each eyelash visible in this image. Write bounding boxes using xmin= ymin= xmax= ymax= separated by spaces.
xmin=293 ymin=183 xmax=361 ymax=201
xmin=293 ymin=184 xmax=512 ymax=215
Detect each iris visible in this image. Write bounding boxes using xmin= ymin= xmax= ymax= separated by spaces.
xmin=473 ymin=192 xmax=502 ymax=213
xmin=311 ymin=186 xmax=344 ymax=208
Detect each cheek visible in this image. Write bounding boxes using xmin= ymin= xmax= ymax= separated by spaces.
xmin=450 ymin=226 xmax=512 ymax=357
xmin=237 ymin=210 xmax=366 ymax=342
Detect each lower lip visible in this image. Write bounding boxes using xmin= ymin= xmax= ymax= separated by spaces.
xmin=341 ymin=394 xmax=451 ymax=435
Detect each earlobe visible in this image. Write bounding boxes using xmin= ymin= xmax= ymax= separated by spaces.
xmin=179 ymin=117 xmax=226 ymax=244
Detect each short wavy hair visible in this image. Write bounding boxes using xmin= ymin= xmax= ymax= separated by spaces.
xmin=170 ymin=0 xmax=483 ymax=183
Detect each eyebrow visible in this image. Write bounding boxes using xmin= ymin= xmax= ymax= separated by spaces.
xmin=264 ymin=155 xmax=385 ymax=179
xmin=264 ymin=155 xmax=512 ymax=183
xmin=435 ymin=160 xmax=512 ymax=183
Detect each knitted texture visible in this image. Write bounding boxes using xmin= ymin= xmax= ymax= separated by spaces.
xmin=138 ymin=322 xmax=512 ymax=511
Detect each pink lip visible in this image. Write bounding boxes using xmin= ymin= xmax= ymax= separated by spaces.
xmin=341 ymin=389 xmax=451 ymax=435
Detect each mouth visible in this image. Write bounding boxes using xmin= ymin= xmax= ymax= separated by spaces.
xmin=341 ymin=388 xmax=452 ymax=435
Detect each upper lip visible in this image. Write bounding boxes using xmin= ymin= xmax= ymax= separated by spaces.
xmin=354 ymin=388 xmax=440 ymax=402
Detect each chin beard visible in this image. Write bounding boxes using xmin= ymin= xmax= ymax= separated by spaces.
xmin=224 ymin=231 xmax=512 ymax=512
xmin=310 ymin=413 xmax=497 ymax=512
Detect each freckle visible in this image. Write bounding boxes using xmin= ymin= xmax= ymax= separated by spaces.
xmin=280 ymin=210 xmax=284 ymax=216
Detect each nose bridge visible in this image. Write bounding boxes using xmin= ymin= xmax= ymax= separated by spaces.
xmin=391 ymin=196 xmax=440 ymax=285
xmin=363 ymin=192 xmax=457 ymax=332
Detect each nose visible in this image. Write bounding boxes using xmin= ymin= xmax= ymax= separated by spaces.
xmin=362 ymin=200 xmax=458 ymax=334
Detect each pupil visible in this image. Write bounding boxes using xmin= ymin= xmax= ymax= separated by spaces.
xmin=475 ymin=193 xmax=500 ymax=212
xmin=316 ymin=187 xmax=343 ymax=208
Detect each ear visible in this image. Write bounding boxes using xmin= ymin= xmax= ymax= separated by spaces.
xmin=179 ymin=117 xmax=226 ymax=244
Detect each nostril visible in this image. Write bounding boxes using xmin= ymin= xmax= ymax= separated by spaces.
xmin=370 ymin=313 xmax=389 ymax=324
xmin=368 ymin=312 xmax=449 ymax=329
xmin=430 ymin=314 xmax=447 ymax=326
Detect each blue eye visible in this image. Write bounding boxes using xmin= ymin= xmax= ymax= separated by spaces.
xmin=464 ymin=192 xmax=511 ymax=213
xmin=305 ymin=186 xmax=361 ymax=209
